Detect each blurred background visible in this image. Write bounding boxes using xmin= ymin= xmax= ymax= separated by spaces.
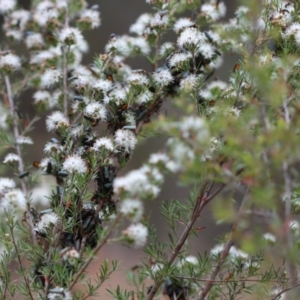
xmin=1 ymin=0 xmax=239 ymax=298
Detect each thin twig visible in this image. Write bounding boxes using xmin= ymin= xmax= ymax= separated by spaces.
xmin=270 ymin=282 xmax=300 ymax=300
xmin=205 ymin=183 xmax=226 ymax=203
xmin=4 ymin=75 xmax=37 ymax=245
xmin=62 ymin=46 xmax=69 ymax=116
xmin=62 ymin=6 xmax=70 ymax=116
xmin=152 ymin=34 xmax=161 ymax=71
xmin=8 ymin=222 xmax=34 ymax=300
xmin=282 ymin=99 xmax=291 ymax=126
xmin=69 ymin=214 xmax=121 ymax=289
xmin=146 ymin=180 xmax=225 ymax=300
xmin=282 ymin=161 xmax=296 ymax=287
xmin=21 ymin=115 xmax=40 ymax=136
xmin=177 ymin=276 xmax=291 ymax=285
xmin=197 ymin=189 xmax=249 ymax=300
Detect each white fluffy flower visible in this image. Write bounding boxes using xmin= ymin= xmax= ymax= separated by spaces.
xmin=114 ymin=129 xmax=137 ymax=153
xmin=209 ymin=55 xmax=224 ymax=69
xmin=263 ymin=233 xmax=276 ymax=244
xmin=180 ymin=74 xmax=199 ymax=91
xmin=149 ymin=263 xmax=164 ymax=275
xmin=30 ymin=50 xmax=56 ymax=65
xmin=199 ymin=80 xmax=227 ymax=100
xmin=0 ymin=54 xmax=21 ymax=71
xmin=177 ymin=27 xmax=205 ymax=48
xmin=229 ymin=246 xmax=249 ymax=261
xmin=80 ymin=9 xmax=101 ymax=29
xmin=150 ymin=12 xmax=168 ymax=28
xmin=152 ymin=69 xmax=173 ymax=86
xmin=167 ymin=138 xmax=195 ymax=169
xmin=47 ymin=287 xmax=72 ymax=300
xmin=226 ymin=107 xmax=241 ymax=118
xmin=201 ymin=1 xmax=226 ymax=21
xmin=5 ymin=30 xmax=23 ymax=41
xmin=173 ymin=18 xmax=194 ymax=33
xmin=70 ymin=74 xmax=92 ymax=89
xmin=16 ymin=136 xmax=33 ymax=145
xmin=111 ymin=88 xmax=128 ymax=104
xmin=294 ymin=31 xmax=300 ymax=47
xmin=125 ymin=112 xmax=136 ymax=127
xmin=7 ymin=9 xmax=30 ymax=30
xmin=159 ymin=42 xmax=174 ymax=56
xmin=179 ymin=116 xmax=209 ymax=142
xmin=33 ymin=1 xmax=58 ymax=27
xmin=33 ymin=90 xmax=51 ymax=104
xmin=35 ymin=212 xmax=59 ymax=234
xmin=123 ymin=223 xmax=148 ymax=248
xmin=105 ymin=35 xmax=131 ymax=57
xmin=62 ymin=155 xmax=87 ymax=174
xmin=39 ymin=157 xmax=55 ymax=172
xmin=48 ymin=92 xmax=59 ymax=109
xmin=114 ymin=166 xmax=163 ymax=198
xmin=41 ymin=69 xmax=62 ymax=87
xmin=137 ymin=90 xmax=153 ymax=104
xmin=269 ymin=289 xmax=285 ymax=300
xmin=46 ymin=111 xmax=69 ymax=132
xmin=69 ymin=124 xmax=83 ymax=137
xmin=148 ymin=152 xmax=179 ymax=173
xmin=30 ymin=177 xmax=55 ymax=206
xmin=290 ymin=220 xmax=300 ymax=235
xmin=169 ymin=52 xmax=192 ymax=68
xmin=211 ymin=244 xmax=248 ymax=261
xmin=91 ymin=79 xmax=113 ymax=92
xmin=283 ymin=23 xmax=300 ymax=39
xmin=0 ymin=178 xmax=16 ymax=192
xmin=129 ymin=13 xmax=151 ymax=35
xmin=92 ymin=138 xmax=114 ymax=152
xmin=177 ymin=255 xmax=198 ymax=267
xmin=207 ymin=80 xmax=227 ymax=91
xmin=59 ymin=27 xmax=84 ymax=46
xmin=25 ymin=33 xmax=44 ymax=49
xmin=0 ymin=0 xmax=16 ymax=14
xmin=149 ymin=153 xmax=170 ymax=165
xmin=3 ymin=153 xmax=20 ymax=163
xmin=61 ymin=248 xmax=80 ymax=265
xmin=128 ymin=73 xmax=149 ymax=85
xmin=198 ymin=43 xmax=215 ymax=59
xmin=84 ymin=102 xmax=107 ymax=120
xmin=1 ymin=189 xmax=26 ymax=211
xmin=0 ymin=106 xmax=7 ymax=129
xmin=44 ymin=142 xmax=63 ymax=154
xmin=72 ymin=65 xmax=92 ymax=77
xmin=130 ymin=37 xmax=150 ymax=55
xmin=120 ymin=198 xmax=144 ymax=222
xmin=184 ymin=255 xmax=198 ymax=265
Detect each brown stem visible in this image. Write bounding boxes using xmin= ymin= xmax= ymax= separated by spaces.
xmin=4 ymin=75 xmax=37 ymax=245
xmin=8 ymin=222 xmax=34 ymax=300
xmin=21 ymin=115 xmax=40 ymax=136
xmin=197 ymin=189 xmax=249 ymax=300
xmin=177 ymin=276 xmax=291 ymax=285
xmin=62 ymin=46 xmax=68 ymax=116
xmin=62 ymin=6 xmax=70 ymax=116
xmin=146 ymin=181 xmax=225 ymax=300
xmin=270 ymin=282 xmax=300 ymax=300
xmin=205 ymin=183 xmax=226 ymax=203
xmin=282 ymin=161 xmax=296 ymax=287
xmin=69 ymin=214 xmax=121 ymax=289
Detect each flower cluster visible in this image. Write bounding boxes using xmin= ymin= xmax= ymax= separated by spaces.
xmin=1 ymin=0 xmax=300 ymax=300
